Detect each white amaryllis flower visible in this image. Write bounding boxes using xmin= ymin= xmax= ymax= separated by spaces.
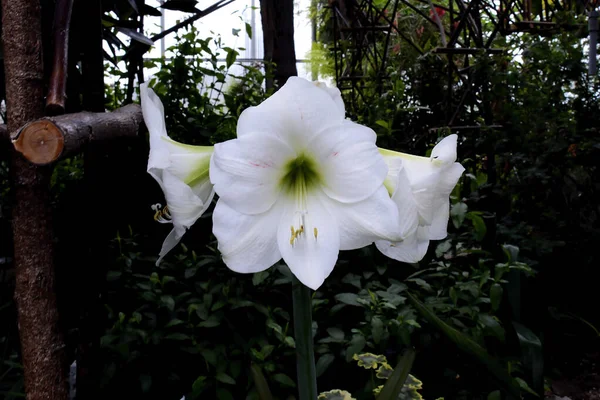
xmin=375 ymin=135 xmax=465 ymax=263
xmin=210 ymin=77 xmax=404 ymax=290
xmin=141 ymin=82 xmax=215 ymax=264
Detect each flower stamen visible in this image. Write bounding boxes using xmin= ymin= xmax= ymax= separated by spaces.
xmin=152 ymin=203 xmax=172 ymax=223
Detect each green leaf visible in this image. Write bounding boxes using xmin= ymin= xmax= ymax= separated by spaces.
xmin=376 ymin=348 xmax=416 ymax=400
xmin=185 ymin=267 xmax=197 ymax=278
xmin=375 ymin=120 xmax=391 ymax=130
xmin=252 ymin=270 xmax=270 ymax=286
xmin=467 ymin=212 xmax=487 ymax=241
xmin=224 ymin=47 xmax=238 ymax=68
xmin=165 ymin=333 xmax=189 ymax=340
xmin=216 ymin=372 xmax=236 ymax=385
xmin=140 ymin=374 xmax=152 ymax=392
xmin=165 ymin=319 xmax=184 ymax=328
xmin=201 ymin=349 xmax=217 ymax=366
xmin=335 ymin=293 xmax=361 ymax=307
xmin=250 ymin=363 xmax=274 ymax=400
xmin=342 ymin=273 xmax=362 ymax=289
xmin=487 ymin=390 xmax=501 ymax=400
xmin=490 ymin=283 xmax=503 ymax=311
xmin=372 ymin=316 xmax=384 ymax=344
xmin=406 ymin=292 xmax=522 ymax=398
xmin=192 ymin=376 xmax=207 ymax=394
xmin=327 ymin=327 xmax=344 ymax=340
xmin=451 ymin=202 xmax=468 ymax=228
xmin=435 ymin=240 xmax=452 ymax=258
xmin=515 ymin=377 xmax=539 ymax=396
xmin=250 ymin=348 xmax=264 ymax=361
xmin=316 ymin=353 xmax=335 ymax=377
xmin=407 ymin=278 xmax=432 ymax=292
xmin=502 ymin=244 xmax=520 ymax=262
xmin=245 ymin=22 xmax=253 ymax=39
xmin=479 ymin=314 xmax=506 ymax=342
xmin=261 ymin=344 xmax=275 ymax=359
xmin=160 ymin=295 xmax=175 ymax=311
xmin=449 ymin=287 xmax=458 ymax=306
xmin=346 ymin=334 xmax=366 ymax=361
xmin=284 ymin=336 xmax=296 ymax=348
xmin=216 ymin=388 xmax=234 ymax=400
xmin=232 ymin=28 xmax=241 ymax=36
xmin=197 ymin=316 xmax=221 ymax=328
xmin=273 ymin=373 xmax=296 ymax=387
xmin=116 ymin=27 xmax=154 ymax=47
xmin=513 ymin=322 xmax=544 ymax=396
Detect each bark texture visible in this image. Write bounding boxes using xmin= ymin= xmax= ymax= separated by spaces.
xmin=13 ymin=104 xmax=144 ymax=165
xmin=46 ymin=0 xmax=74 ymax=115
xmin=1 ymin=0 xmax=70 ymax=399
xmin=259 ymin=0 xmax=298 ymax=89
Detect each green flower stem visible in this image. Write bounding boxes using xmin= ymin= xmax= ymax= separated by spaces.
xmin=292 ymin=275 xmax=318 ymax=400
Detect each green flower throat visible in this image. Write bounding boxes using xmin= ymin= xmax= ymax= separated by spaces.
xmin=279 ymin=153 xmax=322 ymax=196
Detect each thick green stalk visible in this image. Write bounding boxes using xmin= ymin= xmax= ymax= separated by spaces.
xmin=292 ymin=276 xmax=318 ymax=400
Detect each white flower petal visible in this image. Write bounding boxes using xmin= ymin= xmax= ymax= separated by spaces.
xmin=376 ymin=135 xmax=464 ymax=263
xmin=210 ymin=133 xmax=294 ymax=215
xmin=141 ymin=82 xmax=217 ymax=263
xmin=310 ymin=121 xmax=387 ymax=203
xmin=277 ymin=191 xmax=340 ymax=290
xmin=381 ymin=136 xmax=464 ymax=226
xmin=236 ymin=77 xmax=343 ymax=148
xmin=213 ymin=200 xmax=283 ymax=273
xmin=162 ymin=170 xmax=213 ymax=230
xmin=437 ymin=162 xmax=466 ymax=194
xmin=158 ymin=227 xmax=185 ymax=264
xmin=155 ymin=170 xmax=216 ymax=264
xmin=162 ymin=138 xmax=213 ymax=181
xmin=312 ymin=81 xmax=345 ymax=118
xmin=329 ymin=186 xmax=405 ymax=250
xmin=410 ymin=171 xmax=443 ymax=225
xmin=375 ymin=227 xmax=430 ymax=264
xmin=427 ymin=162 xmax=465 ymax=239
xmin=389 ymin=163 xmax=420 ymax=239
xmin=431 ymin=134 xmax=458 ymax=164
xmin=141 ymin=82 xmax=169 ymax=171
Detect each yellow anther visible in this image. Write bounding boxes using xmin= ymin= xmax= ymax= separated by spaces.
xmin=313 ymin=227 xmax=318 ymax=239
xmin=152 ymin=204 xmax=171 ymax=223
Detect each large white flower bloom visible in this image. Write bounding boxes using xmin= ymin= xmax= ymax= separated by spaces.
xmin=210 ymin=77 xmax=405 ymax=290
xmin=141 ymin=82 xmax=215 ymax=264
xmin=375 ymin=135 xmax=465 ymax=263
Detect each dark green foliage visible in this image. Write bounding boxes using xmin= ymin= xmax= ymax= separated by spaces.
xmin=141 ymin=24 xmax=268 ymax=146
xmin=1 ymin=1 xmax=599 ymax=400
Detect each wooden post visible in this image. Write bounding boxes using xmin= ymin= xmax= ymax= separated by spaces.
xmin=260 ymin=0 xmax=298 ymax=89
xmin=46 ymin=0 xmax=75 ymax=115
xmin=11 ymin=105 xmax=143 ymax=165
xmin=1 ymin=0 xmax=70 ymax=399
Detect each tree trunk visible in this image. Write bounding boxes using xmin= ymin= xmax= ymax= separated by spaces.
xmin=259 ymin=0 xmax=298 ymax=89
xmin=1 ymin=0 xmax=70 ymax=399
